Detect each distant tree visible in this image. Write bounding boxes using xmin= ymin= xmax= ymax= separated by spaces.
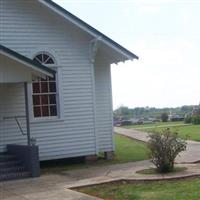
xmin=191 ymin=103 xmax=200 ymax=125
xmin=114 ymin=106 xmax=131 ymax=120
xmin=161 ymin=112 xmax=169 ymax=122
xmin=181 ymin=105 xmax=193 ymax=113
xmin=114 ymin=105 xmax=195 ymax=121
xmin=192 ymin=104 xmax=200 ymax=115
xmin=184 ymin=115 xmax=192 ymax=124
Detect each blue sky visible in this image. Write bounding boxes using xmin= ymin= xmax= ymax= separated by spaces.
xmin=54 ymin=0 xmax=200 ymax=109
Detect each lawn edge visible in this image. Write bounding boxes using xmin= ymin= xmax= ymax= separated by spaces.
xmin=70 ymin=173 xmax=200 ymax=190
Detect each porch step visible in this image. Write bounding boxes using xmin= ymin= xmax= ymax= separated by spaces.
xmin=0 ymin=160 xmax=22 ymax=168
xmin=0 ymin=166 xmax=26 ymax=174
xmin=0 ymin=152 xmax=31 ymax=181
xmin=0 ymin=154 xmax=17 ymax=162
xmin=0 ymin=171 xmax=30 ymax=181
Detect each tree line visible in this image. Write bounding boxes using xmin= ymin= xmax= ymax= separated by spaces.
xmin=113 ymin=105 xmax=194 ymax=120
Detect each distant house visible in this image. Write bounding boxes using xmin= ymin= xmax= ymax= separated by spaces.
xmin=169 ymin=115 xmax=184 ymax=122
xmin=192 ymin=104 xmax=200 ymax=115
xmin=0 ymin=0 xmax=138 ymax=180
xmin=169 ymin=112 xmax=184 ymax=121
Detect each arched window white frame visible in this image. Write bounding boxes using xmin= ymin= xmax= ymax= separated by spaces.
xmin=33 ymin=53 xmax=55 ymax=65
xmin=32 ymin=53 xmax=58 ymax=118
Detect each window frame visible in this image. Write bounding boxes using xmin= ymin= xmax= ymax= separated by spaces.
xmin=29 ymin=52 xmax=63 ymax=122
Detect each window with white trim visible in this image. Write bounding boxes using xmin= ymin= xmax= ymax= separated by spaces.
xmin=32 ymin=53 xmax=58 ymax=118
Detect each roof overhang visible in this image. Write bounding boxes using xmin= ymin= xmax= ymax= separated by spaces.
xmin=38 ymin=0 xmax=139 ymax=62
xmin=0 ymin=45 xmax=55 ymax=83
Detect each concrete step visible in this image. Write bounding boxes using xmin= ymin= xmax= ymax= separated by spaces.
xmin=0 ymin=166 xmax=26 ymax=174
xmin=0 ymin=152 xmax=31 ymax=181
xmin=0 ymin=154 xmax=17 ymax=162
xmin=0 ymin=171 xmax=30 ymax=181
xmin=0 ymin=160 xmax=22 ymax=168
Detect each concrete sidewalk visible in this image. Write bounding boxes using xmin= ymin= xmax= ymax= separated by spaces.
xmin=64 ymin=161 xmax=200 ymax=189
xmin=1 ymin=127 xmax=200 ymax=199
xmin=115 ymin=127 xmax=200 ymax=163
xmin=0 ymin=174 xmax=101 ymax=200
xmin=1 ymin=160 xmax=200 ymax=200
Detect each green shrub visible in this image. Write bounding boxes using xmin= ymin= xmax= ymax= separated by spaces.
xmin=161 ymin=112 xmax=169 ymax=122
xmin=192 ymin=115 xmax=200 ymax=125
xmin=184 ymin=115 xmax=192 ymax=124
xmin=148 ymin=129 xmax=187 ymax=173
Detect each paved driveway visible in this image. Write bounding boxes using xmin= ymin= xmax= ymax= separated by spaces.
xmin=115 ymin=127 xmax=200 ymax=163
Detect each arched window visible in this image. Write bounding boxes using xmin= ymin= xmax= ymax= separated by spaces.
xmin=33 ymin=53 xmax=55 ymax=65
xmin=32 ymin=53 xmax=57 ymax=118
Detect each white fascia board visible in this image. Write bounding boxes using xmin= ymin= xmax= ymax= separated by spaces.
xmin=99 ymin=39 xmax=134 ymax=61
xmin=1 ymin=51 xmax=53 ymax=78
xmin=38 ymin=0 xmax=134 ymax=61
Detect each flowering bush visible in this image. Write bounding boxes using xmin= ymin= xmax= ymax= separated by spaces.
xmin=148 ymin=129 xmax=187 ymax=173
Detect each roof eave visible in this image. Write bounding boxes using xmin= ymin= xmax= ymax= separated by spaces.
xmin=0 ymin=45 xmax=55 ymax=77
xmin=38 ymin=0 xmax=139 ymax=61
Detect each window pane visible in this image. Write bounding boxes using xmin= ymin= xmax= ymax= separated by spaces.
xmin=49 ymin=82 xmax=56 ymax=92
xmin=33 ymin=95 xmax=40 ymax=105
xmin=49 ymin=94 xmax=56 ymax=104
xmin=46 ymin=58 xmax=54 ymax=64
xmin=36 ymin=54 xmax=43 ymax=63
xmin=33 ymin=58 xmax=40 ymax=64
xmin=41 ymin=82 xmax=48 ymax=93
xmin=33 ymin=58 xmax=37 ymax=62
xmin=50 ymin=106 xmax=57 ymax=116
xmin=32 ymin=53 xmax=57 ymax=118
xmin=34 ymin=107 xmax=41 ymax=117
xmin=42 ymin=106 xmax=49 ymax=117
xmin=43 ymin=54 xmax=49 ymax=63
xmin=33 ymin=83 xmax=40 ymax=93
xmin=41 ymin=95 xmax=49 ymax=105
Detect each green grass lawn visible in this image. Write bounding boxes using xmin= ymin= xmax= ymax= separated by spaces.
xmin=123 ymin=121 xmax=184 ymax=129
xmin=113 ymin=134 xmax=149 ymax=163
xmin=41 ymin=134 xmax=149 ymax=174
xmin=78 ymin=178 xmax=200 ymax=200
xmin=123 ymin=122 xmax=200 ymax=141
xmin=144 ymin=124 xmax=200 ymax=141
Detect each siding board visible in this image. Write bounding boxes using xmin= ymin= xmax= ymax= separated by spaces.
xmin=0 ymin=0 xmax=114 ymax=160
xmin=94 ymin=57 xmax=114 ymax=152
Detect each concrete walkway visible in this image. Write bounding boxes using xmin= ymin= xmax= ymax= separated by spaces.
xmin=0 ymin=175 xmax=101 ymax=200
xmin=1 ymin=160 xmax=200 ymax=199
xmin=1 ymin=127 xmax=200 ymax=199
xmin=115 ymin=127 xmax=200 ymax=163
xmin=64 ymin=161 xmax=200 ymax=189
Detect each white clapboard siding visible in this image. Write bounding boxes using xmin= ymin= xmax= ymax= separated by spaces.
xmin=94 ymin=56 xmax=114 ymax=152
xmin=0 ymin=0 xmax=114 ymax=160
xmin=0 ymin=84 xmax=27 ymax=152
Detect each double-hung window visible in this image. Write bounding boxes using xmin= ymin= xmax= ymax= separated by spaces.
xmin=32 ymin=53 xmax=58 ymax=118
